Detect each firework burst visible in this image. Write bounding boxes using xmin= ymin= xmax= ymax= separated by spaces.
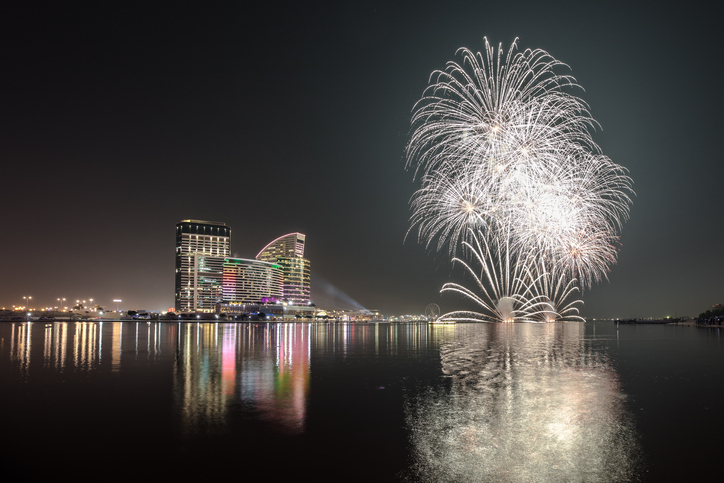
xmin=406 ymin=162 xmax=493 ymax=254
xmin=406 ymin=38 xmax=633 ymax=322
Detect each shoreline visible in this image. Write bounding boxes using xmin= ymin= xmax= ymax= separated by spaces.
xmin=665 ymin=319 xmax=724 ymax=328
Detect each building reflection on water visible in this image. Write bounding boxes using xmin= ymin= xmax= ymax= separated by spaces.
xmin=174 ymin=323 xmax=312 ymax=435
xmin=404 ymin=322 xmax=642 ymax=482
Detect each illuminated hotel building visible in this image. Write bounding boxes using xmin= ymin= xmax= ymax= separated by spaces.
xmin=222 ymin=258 xmax=283 ymax=303
xmin=256 ymin=233 xmax=311 ymax=305
xmin=175 ymin=220 xmax=231 ymax=312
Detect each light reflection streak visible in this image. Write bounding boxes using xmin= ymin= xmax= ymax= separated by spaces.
xmin=404 ymin=323 xmax=641 ymax=482
xmin=111 ymin=322 xmax=122 ymax=372
xmin=10 ymin=323 xmax=32 ymax=378
xmin=43 ymin=323 xmax=52 ymax=366
xmin=72 ymin=322 xmax=97 ymax=370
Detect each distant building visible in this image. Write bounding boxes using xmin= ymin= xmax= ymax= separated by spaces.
xmin=175 ymin=219 xmax=231 ymax=312
xmin=256 ymin=233 xmax=311 ymax=305
xmin=222 ymin=258 xmax=283 ymax=304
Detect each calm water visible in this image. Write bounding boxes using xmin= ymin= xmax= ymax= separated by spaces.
xmin=1 ymin=321 xmax=722 ymax=482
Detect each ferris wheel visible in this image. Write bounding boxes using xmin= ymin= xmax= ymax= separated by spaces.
xmin=425 ymin=303 xmax=441 ymax=321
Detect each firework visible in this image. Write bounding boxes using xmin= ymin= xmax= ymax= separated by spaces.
xmin=438 ymin=228 xmax=584 ymax=323
xmin=406 ymin=39 xmax=596 ymax=181
xmin=518 ymin=258 xmax=585 ymax=323
xmin=439 ymin=227 xmax=530 ymax=322
xmin=406 ymin=162 xmax=493 ymax=254
xmin=406 ymin=38 xmax=633 ymax=321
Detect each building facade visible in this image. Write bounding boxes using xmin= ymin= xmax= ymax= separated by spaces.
xmin=274 ymin=256 xmax=311 ymax=305
xmin=175 ymin=220 xmax=231 ymax=312
xmin=222 ymin=258 xmax=283 ymax=304
xmin=256 ymin=233 xmax=311 ymax=305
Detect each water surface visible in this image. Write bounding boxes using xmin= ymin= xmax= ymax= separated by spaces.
xmin=1 ymin=321 xmax=721 ymax=481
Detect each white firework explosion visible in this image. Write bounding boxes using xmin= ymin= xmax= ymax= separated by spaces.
xmin=406 ymin=38 xmax=633 ymax=322
xmin=407 ymin=162 xmax=494 ymax=254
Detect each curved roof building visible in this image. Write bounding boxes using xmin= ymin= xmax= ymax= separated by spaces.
xmin=256 ymin=233 xmax=306 ymax=262
xmin=256 ymin=233 xmax=311 ymax=305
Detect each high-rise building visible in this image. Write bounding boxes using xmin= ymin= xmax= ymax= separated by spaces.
xmin=175 ymin=220 xmax=231 ymax=312
xmin=222 ymin=258 xmax=283 ymax=303
xmin=256 ymin=233 xmax=311 ymax=305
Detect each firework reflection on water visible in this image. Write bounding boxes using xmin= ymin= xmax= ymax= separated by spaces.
xmin=403 ymin=323 xmax=641 ymax=482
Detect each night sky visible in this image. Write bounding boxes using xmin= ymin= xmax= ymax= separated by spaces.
xmin=2 ymin=1 xmax=722 ymax=318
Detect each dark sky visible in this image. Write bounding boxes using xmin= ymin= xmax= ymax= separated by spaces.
xmin=1 ymin=1 xmax=722 ymax=318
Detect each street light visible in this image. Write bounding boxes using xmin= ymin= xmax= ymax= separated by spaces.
xmin=58 ymin=298 xmax=66 ymax=312
xmin=23 ymin=296 xmax=32 ymax=310
xmin=113 ymin=299 xmax=122 ymax=312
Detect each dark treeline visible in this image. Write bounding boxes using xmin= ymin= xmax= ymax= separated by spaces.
xmin=697 ymin=306 xmax=724 ymax=325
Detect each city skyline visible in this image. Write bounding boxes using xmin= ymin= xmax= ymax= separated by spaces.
xmin=1 ymin=2 xmax=723 ymax=318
